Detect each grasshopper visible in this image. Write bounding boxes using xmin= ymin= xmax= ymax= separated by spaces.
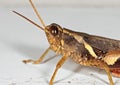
xmin=13 ymin=0 xmax=120 ymax=85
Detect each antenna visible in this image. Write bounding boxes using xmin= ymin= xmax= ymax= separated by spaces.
xmin=13 ymin=10 xmax=44 ymax=31
xmin=29 ymin=0 xmax=46 ymax=27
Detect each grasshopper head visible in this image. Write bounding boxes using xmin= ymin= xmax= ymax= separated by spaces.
xmin=45 ymin=23 xmax=63 ymax=52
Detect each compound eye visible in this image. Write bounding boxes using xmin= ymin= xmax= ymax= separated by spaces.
xmin=51 ymin=25 xmax=58 ymax=36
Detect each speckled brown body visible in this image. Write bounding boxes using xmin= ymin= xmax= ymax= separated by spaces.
xmin=62 ymin=28 xmax=120 ymax=62
xmin=61 ymin=28 xmax=120 ymax=74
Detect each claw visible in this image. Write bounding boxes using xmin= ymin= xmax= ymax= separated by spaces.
xmin=22 ymin=59 xmax=34 ymax=64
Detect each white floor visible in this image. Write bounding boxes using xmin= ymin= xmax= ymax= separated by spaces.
xmin=0 ymin=6 xmax=120 ymax=85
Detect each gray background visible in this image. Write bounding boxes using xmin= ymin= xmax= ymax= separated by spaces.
xmin=0 ymin=0 xmax=120 ymax=85
xmin=1 ymin=0 xmax=120 ymax=7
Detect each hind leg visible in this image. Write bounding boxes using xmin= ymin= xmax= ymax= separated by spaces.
xmin=103 ymin=50 xmax=120 ymax=77
xmin=83 ymin=59 xmax=114 ymax=85
xmin=110 ymin=68 xmax=120 ymax=77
